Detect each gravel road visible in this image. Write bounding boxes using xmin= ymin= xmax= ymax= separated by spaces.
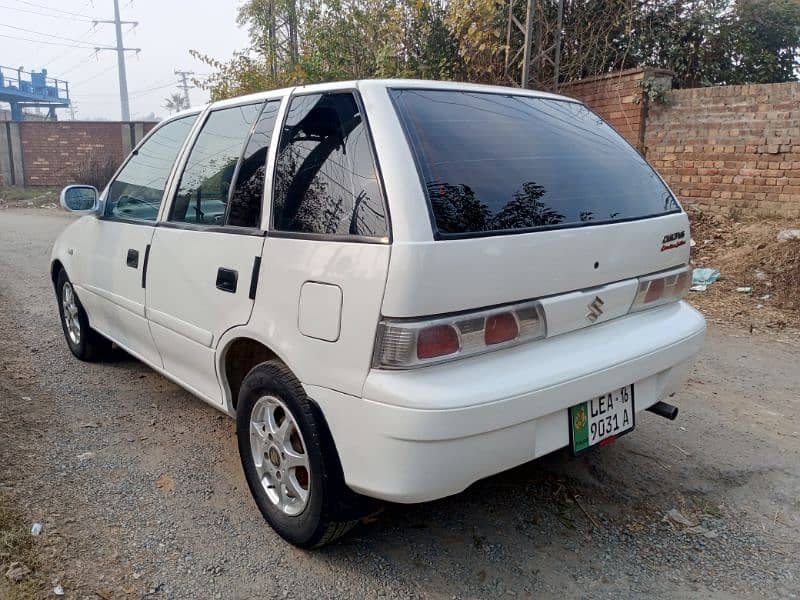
xmin=1 ymin=208 xmax=799 ymax=599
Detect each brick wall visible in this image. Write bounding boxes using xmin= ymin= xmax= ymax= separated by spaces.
xmin=563 ymin=68 xmax=800 ymax=219
xmin=644 ymin=83 xmax=800 ymax=219
xmin=560 ymin=67 xmax=672 ymax=148
xmin=20 ymin=122 xmax=125 ymax=186
xmin=1 ymin=120 xmax=156 ymax=187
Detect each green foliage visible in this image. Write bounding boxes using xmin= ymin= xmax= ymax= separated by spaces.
xmin=192 ymin=0 xmax=800 ymax=100
xmin=624 ymin=0 xmax=800 ymax=87
xmin=163 ymin=92 xmax=187 ymax=114
xmin=721 ymin=0 xmax=800 ymax=84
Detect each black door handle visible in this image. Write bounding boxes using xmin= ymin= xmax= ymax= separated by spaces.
xmin=216 ymin=268 xmax=238 ymax=293
xmin=126 ymin=249 xmax=139 ymax=268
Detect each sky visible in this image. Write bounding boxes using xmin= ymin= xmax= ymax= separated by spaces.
xmin=0 ymin=0 xmax=250 ymax=121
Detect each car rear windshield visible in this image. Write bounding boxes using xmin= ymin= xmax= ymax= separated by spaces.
xmin=389 ymin=89 xmax=680 ymax=237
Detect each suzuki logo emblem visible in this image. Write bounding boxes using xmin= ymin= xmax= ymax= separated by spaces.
xmin=585 ymin=296 xmax=605 ymax=323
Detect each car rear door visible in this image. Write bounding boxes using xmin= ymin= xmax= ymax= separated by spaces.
xmin=69 ymin=114 xmax=199 ymax=367
xmin=145 ymin=96 xmax=284 ymax=406
xmin=380 ymin=86 xmax=691 ymax=322
xmin=245 ymin=88 xmax=392 ymax=397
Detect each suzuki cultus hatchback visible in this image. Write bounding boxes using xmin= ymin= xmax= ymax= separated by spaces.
xmin=52 ymin=80 xmax=706 ymax=547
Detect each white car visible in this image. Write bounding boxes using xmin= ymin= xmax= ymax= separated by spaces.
xmin=52 ymin=79 xmax=706 ymax=548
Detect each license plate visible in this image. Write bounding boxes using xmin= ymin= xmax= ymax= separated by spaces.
xmin=569 ymin=385 xmax=635 ymax=454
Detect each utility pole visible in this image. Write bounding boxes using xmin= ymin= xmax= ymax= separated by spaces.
xmin=174 ymin=69 xmax=194 ymax=109
xmin=553 ymin=0 xmax=564 ymax=90
xmin=521 ymin=0 xmax=535 ymax=89
xmin=504 ymin=0 xmax=565 ymax=91
xmin=94 ymin=0 xmax=140 ymax=121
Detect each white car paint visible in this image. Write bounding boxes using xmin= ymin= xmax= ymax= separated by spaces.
xmin=51 ymin=79 xmax=705 ymax=505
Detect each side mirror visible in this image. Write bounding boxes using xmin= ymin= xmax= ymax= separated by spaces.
xmin=60 ymin=185 xmax=99 ymax=214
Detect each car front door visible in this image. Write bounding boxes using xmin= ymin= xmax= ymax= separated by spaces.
xmin=145 ymin=98 xmax=283 ymax=406
xmin=70 ymin=113 xmax=199 ymax=367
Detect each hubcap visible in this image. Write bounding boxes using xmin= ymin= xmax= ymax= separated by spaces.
xmin=249 ymin=396 xmax=310 ymax=516
xmin=62 ymin=282 xmax=81 ymax=345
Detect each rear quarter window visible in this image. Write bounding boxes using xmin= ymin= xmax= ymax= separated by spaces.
xmin=272 ymin=92 xmax=388 ymax=240
xmin=389 ymin=89 xmax=680 ymax=237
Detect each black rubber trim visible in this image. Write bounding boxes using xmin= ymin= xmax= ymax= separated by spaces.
xmin=248 ymin=256 xmax=262 ymax=300
xmin=430 ymin=209 xmax=685 ymax=240
xmin=98 ymin=215 xmax=156 ymax=227
xmin=267 ymin=230 xmax=388 ymax=244
xmin=141 ymin=243 xmax=151 ymax=288
xmin=157 ymin=221 xmax=266 ymax=237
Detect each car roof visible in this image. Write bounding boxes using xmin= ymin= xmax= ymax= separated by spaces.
xmin=192 ymin=79 xmax=581 ymax=114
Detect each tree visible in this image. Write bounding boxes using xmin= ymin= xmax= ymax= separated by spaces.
xmin=719 ymin=0 xmax=800 ymax=84
xmin=623 ymin=0 xmax=800 ymax=87
xmin=192 ymin=0 xmax=800 ymax=100
xmin=163 ymin=92 xmax=188 ymax=115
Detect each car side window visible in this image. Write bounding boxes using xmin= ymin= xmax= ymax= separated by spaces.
xmin=272 ymin=92 xmax=387 ymax=238
xmin=169 ymin=103 xmax=263 ymax=226
xmin=226 ymin=100 xmax=281 ymax=229
xmin=105 ymin=115 xmax=197 ymax=221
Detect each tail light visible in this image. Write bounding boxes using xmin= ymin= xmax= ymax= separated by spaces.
xmin=373 ymin=300 xmax=546 ymax=369
xmin=630 ymin=266 xmax=691 ymax=313
xmin=374 ymin=266 xmax=690 ymax=370
xmin=417 ymin=324 xmax=460 ymax=359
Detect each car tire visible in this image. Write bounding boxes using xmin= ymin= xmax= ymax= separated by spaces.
xmin=56 ymin=269 xmax=112 ymax=362
xmin=236 ymin=360 xmax=368 ymax=548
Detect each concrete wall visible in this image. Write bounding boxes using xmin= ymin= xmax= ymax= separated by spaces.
xmin=0 ymin=120 xmax=156 ymax=187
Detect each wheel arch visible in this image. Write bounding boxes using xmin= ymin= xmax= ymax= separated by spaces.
xmin=217 ymin=330 xmax=294 ymax=415
xmin=50 ymin=259 xmax=65 ymax=290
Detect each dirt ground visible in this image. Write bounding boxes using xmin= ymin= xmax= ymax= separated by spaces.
xmin=687 ymin=207 xmax=800 ymax=335
xmin=1 ymin=208 xmax=799 ymax=599
xmin=0 ymin=188 xmax=59 ymax=211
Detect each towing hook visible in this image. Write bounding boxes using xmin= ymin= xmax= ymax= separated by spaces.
xmin=647 ymin=401 xmax=679 ymax=420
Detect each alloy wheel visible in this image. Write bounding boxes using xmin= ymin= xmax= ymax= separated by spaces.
xmin=249 ymin=395 xmax=311 ymax=516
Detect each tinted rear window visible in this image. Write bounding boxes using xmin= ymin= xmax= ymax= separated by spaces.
xmin=390 ymin=89 xmax=679 ymax=237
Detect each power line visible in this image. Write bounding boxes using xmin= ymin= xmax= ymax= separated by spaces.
xmin=42 ymin=25 xmax=102 ymax=68
xmin=75 ymin=0 xmax=96 ymax=14
xmin=14 ymin=0 xmax=97 ymax=19
xmin=130 ymin=80 xmax=180 ymax=98
xmin=0 ymin=2 xmax=95 ymax=21
xmin=0 ymin=32 xmax=98 ymax=48
xmin=0 ymin=23 xmax=100 ymax=46
xmin=71 ymin=63 xmax=117 ymax=85
xmin=53 ymin=52 xmax=100 ymax=76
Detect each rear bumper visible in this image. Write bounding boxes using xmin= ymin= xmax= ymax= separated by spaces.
xmin=307 ymin=301 xmax=705 ymax=503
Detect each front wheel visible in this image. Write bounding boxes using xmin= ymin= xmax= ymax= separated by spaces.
xmin=236 ymin=361 xmax=366 ymax=548
xmin=56 ymin=269 xmax=111 ymax=361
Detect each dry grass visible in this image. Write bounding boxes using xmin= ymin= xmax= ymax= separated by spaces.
xmin=0 ymin=495 xmax=41 ymax=600
xmin=687 ymin=207 xmax=800 ymax=334
xmin=0 ymin=187 xmax=60 ymax=210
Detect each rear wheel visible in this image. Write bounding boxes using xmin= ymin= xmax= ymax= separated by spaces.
xmin=236 ymin=360 xmax=367 ymax=548
xmin=56 ymin=269 xmax=112 ymax=361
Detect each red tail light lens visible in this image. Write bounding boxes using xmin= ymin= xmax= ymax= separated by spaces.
xmin=484 ymin=312 xmax=519 ymax=345
xmin=416 ymin=324 xmax=460 ymax=359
